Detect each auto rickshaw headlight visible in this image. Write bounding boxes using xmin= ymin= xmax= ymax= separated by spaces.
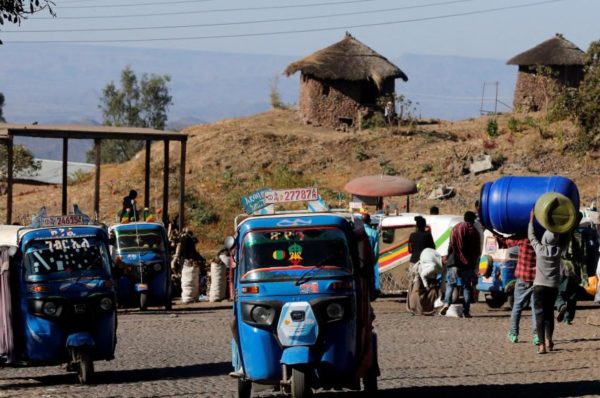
xmin=251 ymin=305 xmax=275 ymax=325
xmin=153 ymin=262 xmax=162 ymax=272
xmin=100 ymin=297 xmax=113 ymax=311
xmin=42 ymin=301 xmax=58 ymax=316
xmin=326 ymin=302 xmax=344 ymax=321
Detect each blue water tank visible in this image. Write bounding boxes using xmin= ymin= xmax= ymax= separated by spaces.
xmin=479 ymin=176 xmax=580 ymax=235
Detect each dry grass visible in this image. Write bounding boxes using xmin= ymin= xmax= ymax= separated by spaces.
xmin=1 ymin=109 xmax=593 ymax=257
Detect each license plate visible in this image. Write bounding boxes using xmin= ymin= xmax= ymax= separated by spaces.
xmin=74 ymin=304 xmax=86 ymax=314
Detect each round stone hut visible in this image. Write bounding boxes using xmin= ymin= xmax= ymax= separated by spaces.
xmin=284 ymin=33 xmax=408 ymax=129
xmin=507 ymin=33 xmax=585 ymax=112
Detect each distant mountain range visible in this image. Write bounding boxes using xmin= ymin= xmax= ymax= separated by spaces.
xmin=1 ymin=43 xmax=517 ymax=161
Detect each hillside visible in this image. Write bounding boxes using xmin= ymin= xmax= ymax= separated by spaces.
xmin=1 ymin=109 xmax=594 ymax=256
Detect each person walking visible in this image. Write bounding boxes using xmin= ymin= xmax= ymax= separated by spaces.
xmin=555 ymin=213 xmax=586 ymax=324
xmin=362 ymin=213 xmax=381 ymax=294
xmin=494 ymin=234 xmax=539 ymax=345
xmin=528 ymin=210 xmax=563 ymax=354
xmin=440 ymin=211 xmax=481 ymax=318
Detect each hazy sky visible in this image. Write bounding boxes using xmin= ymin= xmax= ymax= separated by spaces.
xmin=2 ymin=0 xmax=599 ymax=59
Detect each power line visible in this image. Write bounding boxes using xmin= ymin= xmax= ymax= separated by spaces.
xmin=56 ymin=0 xmax=215 ymax=9
xmin=4 ymin=0 xmax=476 ymax=34
xmin=8 ymin=0 xmax=569 ymax=43
xmin=32 ymin=0 xmax=377 ymax=19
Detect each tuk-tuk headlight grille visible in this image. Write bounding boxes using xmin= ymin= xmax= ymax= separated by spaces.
xmin=42 ymin=301 xmax=58 ymax=316
xmin=152 ymin=262 xmax=162 ymax=272
xmin=250 ymin=305 xmax=275 ymax=326
xmin=326 ymin=302 xmax=344 ymax=320
xmin=100 ymin=297 xmax=113 ymax=311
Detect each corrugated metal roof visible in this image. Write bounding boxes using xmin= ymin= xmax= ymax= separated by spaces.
xmin=16 ymin=159 xmax=95 ymax=185
xmin=0 ymin=123 xmax=186 ymax=141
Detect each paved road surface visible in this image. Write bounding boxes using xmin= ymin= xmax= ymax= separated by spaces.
xmin=1 ymin=300 xmax=600 ymax=397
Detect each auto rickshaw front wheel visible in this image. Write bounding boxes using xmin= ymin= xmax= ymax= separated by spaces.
xmin=363 ymin=367 xmax=378 ymax=393
xmin=237 ymin=378 xmax=251 ymax=398
xmin=291 ymin=368 xmax=311 ymax=398
xmin=76 ymin=351 xmax=94 ymax=384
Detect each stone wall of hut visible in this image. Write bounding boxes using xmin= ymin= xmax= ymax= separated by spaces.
xmin=512 ymin=71 xmax=557 ymax=113
xmin=513 ymin=65 xmax=584 ymax=113
xmin=298 ymin=74 xmax=395 ymax=129
xmin=298 ymin=75 xmax=362 ymax=129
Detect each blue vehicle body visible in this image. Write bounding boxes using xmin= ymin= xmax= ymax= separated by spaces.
xmin=109 ymin=222 xmax=171 ymax=310
xmin=476 ymin=245 xmax=517 ymax=308
xmin=1 ymin=225 xmax=117 ymax=379
xmin=230 ymin=213 xmax=379 ymax=395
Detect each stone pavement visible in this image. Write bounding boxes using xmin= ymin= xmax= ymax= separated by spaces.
xmin=1 ymin=299 xmax=600 ymax=398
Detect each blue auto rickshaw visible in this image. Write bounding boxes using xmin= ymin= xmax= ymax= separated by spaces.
xmin=109 ymin=222 xmax=172 ymax=310
xmin=476 ymin=230 xmax=517 ymax=308
xmin=227 ymin=211 xmax=379 ymax=397
xmin=0 ymin=222 xmax=117 ymax=384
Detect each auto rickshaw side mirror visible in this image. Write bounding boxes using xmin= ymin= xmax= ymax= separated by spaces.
xmin=224 ymin=236 xmax=235 ymax=251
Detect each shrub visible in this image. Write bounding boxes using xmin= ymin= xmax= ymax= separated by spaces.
xmin=361 ymin=112 xmax=386 ymax=130
xmin=68 ymin=170 xmax=92 ymax=186
xmin=421 ymin=163 xmax=433 ymax=173
xmin=379 ymin=158 xmax=397 ymax=176
xmin=507 ymin=117 xmax=520 ymax=133
xmin=486 ymin=118 xmax=499 ymax=138
xmin=355 ymin=145 xmax=370 ymax=161
xmin=185 ymin=190 xmax=220 ymax=225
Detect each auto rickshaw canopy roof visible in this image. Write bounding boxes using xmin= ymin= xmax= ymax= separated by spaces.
xmin=344 ymin=175 xmax=417 ymax=197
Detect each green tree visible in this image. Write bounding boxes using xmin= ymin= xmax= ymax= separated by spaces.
xmin=1 ymin=1 xmax=55 ymax=44
xmin=0 ymin=144 xmax=41 ymax=194
xmin=91 ymin=66 xmax=173 ymax=163
xmin=575 ymin=40 xmax=600 ymax=150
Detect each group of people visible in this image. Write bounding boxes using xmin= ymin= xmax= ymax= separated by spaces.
xmin=389 ymin=205 xmax=595 ymax=355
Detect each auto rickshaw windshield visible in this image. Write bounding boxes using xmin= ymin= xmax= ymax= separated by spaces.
xmin=24 ymin=236 xmax=111 ymax=281
xmin=240 ymin=227 xmax=352 ymax=282
xmin=114 ymin=229 xmax=165 ymax=253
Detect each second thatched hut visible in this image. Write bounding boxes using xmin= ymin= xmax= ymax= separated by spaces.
xmin=507 ymin=33 xmax=585 ymax=112
xmin=285 ymin=33 xmax=408 ymax=129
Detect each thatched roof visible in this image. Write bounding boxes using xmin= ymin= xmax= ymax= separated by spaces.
xmin=284 ymin=32 xmax=407 ymax=89
xmin=507 ymin=33 xmax=584 ymax=66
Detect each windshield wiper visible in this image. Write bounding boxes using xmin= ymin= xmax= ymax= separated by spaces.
xmin=294 ymin=254 xmax=339 ymax=286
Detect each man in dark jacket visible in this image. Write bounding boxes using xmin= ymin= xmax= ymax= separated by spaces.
xmin=440 ymin=211 xmax=481 ymax=318
xmin=408 ymin=216 xmax=435 ymax=265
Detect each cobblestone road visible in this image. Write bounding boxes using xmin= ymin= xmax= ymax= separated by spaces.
xmin=2 ymin=299 xmax=600 ymax=397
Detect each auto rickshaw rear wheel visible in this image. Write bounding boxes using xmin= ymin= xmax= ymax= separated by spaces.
xmin=77 ymin=351 xmax=94 ymax=384
xmin=237 ymin=378 xmax=251 ymax=398
xmin=140 ymin=292 xmax=148 ymax=311
xmin=485 ymin=292 xmax=506 ymax=309
xmin=291 ymin=368 xmax=311 ymax=398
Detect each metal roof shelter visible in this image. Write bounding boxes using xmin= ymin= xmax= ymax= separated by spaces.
xmin=0 ymin=124 xmax=188 ymax=229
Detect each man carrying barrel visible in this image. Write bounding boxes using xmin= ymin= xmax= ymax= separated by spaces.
xmin=440 ymin=211 xmax=481 ymax=318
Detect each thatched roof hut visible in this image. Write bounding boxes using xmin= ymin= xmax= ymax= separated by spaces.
xmin=285 ymin=33 xmax=407 ymax=129
xmin=507 ymin=33 xmax=585 ymax=112
xmin=507 ymin=34 xmax=585 ymax=66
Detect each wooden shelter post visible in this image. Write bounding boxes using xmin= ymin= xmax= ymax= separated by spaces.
xmin=62 ymin=138 xmax=68 ymax=215
xmin=162 ymin=140 xmax=170 ymax=225
xmin=144 ymin=140 xmax=151 ymax=209
xmin=6 ymin=138 xmax=13 ymax=224
xmin=93 ymin=139 xmax=101 ymax=218
xmin=179 ymin=139 xmax=186 ymax=231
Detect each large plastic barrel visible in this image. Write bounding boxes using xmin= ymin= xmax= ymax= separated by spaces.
xmin=479 ymin=176 xmax=579 ymax=235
